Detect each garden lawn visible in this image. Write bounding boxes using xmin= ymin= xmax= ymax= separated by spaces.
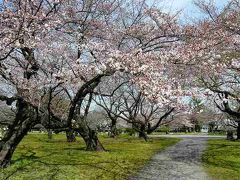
xmin=0 ymin=134 xmax=179 ymax=180
xmin=203 ymin=139 xmax=240 ymax=180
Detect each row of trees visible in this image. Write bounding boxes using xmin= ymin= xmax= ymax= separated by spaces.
xmin=0 ymin=0 xmax=239 ymax=168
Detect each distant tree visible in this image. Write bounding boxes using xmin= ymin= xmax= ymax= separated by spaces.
xmin=96 ymin=76 xmax=174 ymax=141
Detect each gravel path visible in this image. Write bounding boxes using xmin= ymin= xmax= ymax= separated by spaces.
xmin=130 ymin=137 xmax=220 ymax=180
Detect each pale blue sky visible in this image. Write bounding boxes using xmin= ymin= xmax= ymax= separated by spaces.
xmin=0 ymin=0 xmax=231 ymax=21
xmin=157 ymin=0 xmax=230 ymax=11
xmin=155 ymin=0 xmax=231 ymax=21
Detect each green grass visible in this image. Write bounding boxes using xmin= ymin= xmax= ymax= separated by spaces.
xmin=152 ymin=132 xmax=226 ymax=136
xmin=151 ymin=132 xmax=205 ymax=135
xmin=203 ymin=139 xmax=240 ymax=180
xmin=0 ymin=134 xmax=179 ymax=180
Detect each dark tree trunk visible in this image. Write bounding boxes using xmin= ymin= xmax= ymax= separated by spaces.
xmin=0 ymin=100 xmax=37 ymax=168
xmin=138 ymin=124 xmax=148 ymax=141
xmin=75 ymin=125 xmax=105 ymax=151
xmin=85 ymin=129 xmax=105 ymax=151
xmin=0 ymin=124 xmax=29 ymax=168
xmin=110 ymin=119 xmax=117 ymax=138
xmin=208 ymin=123 xmax=214 ymax=133
xmin=227 ymin=131 xmax=234 ymax=140
xmin=47 ymin=129 xmax=53 ymax=140
xmin=66 ymin=128 xmax=76 ymax=142
xmin=237 ymin=122 xmax=240 ymax=140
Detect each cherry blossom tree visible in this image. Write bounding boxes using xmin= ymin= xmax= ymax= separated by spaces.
xmin=192 ymin=0 xmax=240 ymax=139
xmin=0 ymin=0 xmax=62 ymax=168
xmin=95 ymin=75 xmax=175 ymax=141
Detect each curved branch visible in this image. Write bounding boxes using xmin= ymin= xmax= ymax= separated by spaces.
xmin=147 ymin=107 xmax=174 ymax=134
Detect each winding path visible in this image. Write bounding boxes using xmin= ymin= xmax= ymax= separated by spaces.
xmin=131 ymin=136 xmax=224 ymax=180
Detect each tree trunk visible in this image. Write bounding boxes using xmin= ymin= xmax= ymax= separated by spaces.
xmin=138 ymin=124 xmax=148 ymax=141
xmin=0 ymin=99 xmax=36 ymax=168
xmin=85 ymin=129 xmax=105 ymax=151
xmin=227 ymin=131 xmax=234 ymax=140
xmin=66 ymin=128 xmax=76 ymax=142
xmin=237 ymin=122 xmax=240 ymax=140
xmin=75 ymin=125 xmax=105 ymax=151
xmin=0 ymin=124 xmax=29 ymax=168
xmin=110 ymin=119 xmax=117 ymax=138
xmin=47 ymin=129 xmax=53 ymax=140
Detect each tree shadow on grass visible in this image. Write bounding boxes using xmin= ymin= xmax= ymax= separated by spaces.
xmin=3 ymin=151 xmax=55 ymax=180
xmin=203 ymin=141 xmax=240 ymax=172
xmin=3 ymin=149 xmax=131 ymax=180
xmin=32 ymin=159 xmax=132 ymax=179
xmin=203 ymin=158 xmax=240 ymax=172
xmin=207 ymin=143 xmax=239 ymax=151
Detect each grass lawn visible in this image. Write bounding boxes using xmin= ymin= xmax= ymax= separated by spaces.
xmin=203 ymin=139 xmax=240 ymax=180
xmin=0 ymin=134 xmax=179 ymax=180
xmin=151 ymin=132 xmax=226 ymax=136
